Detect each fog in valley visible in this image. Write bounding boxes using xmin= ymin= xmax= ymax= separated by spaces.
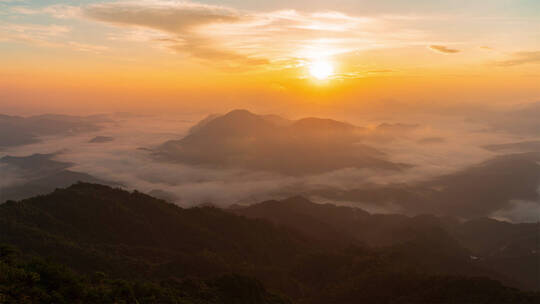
xmin=2 ymin=101 xmax=539 ymax=223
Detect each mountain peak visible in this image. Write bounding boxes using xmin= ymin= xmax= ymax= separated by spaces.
xmin=281 ymin=195 xmax=314 ymax=205
xmin=224 ymin=109 xmax=256 ymax=117
xmin=292 ymin=117 xmax=354 ymax=130
xmin=156 ymin=110 xmax=401 ymax=175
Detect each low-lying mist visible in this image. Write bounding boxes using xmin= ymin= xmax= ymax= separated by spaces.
xmin=1 ymin=101 xmax=539 ymax=222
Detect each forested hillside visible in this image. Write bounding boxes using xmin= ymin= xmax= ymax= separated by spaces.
xmin=0 ymin=183 xmax=538 ymax=303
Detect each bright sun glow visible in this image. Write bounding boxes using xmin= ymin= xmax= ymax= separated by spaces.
xmin=309 ymin=60 xmax=334 ymax=80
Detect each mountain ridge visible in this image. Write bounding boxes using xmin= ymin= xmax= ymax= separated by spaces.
xmin=156 ymin=109 xmax=403 ymax=175
xmin=0 ymin=183 xmax=538 ymax=302
xmin=233 ymin=196 xmax=540 ymax=291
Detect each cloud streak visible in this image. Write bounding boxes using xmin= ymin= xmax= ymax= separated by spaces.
xmin=80 ymin=1 xmax=430 ymax=70
xmin=428 ymin=45 xmax=461 ymax=54
xmin=83 ymin=1 xmax=268 ymax=69
xmin=0 ymin=23 xmax=109 ymax=53
xmin=492 ymin=51 xmax=540 ymax=67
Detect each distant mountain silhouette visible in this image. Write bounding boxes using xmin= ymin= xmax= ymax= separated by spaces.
xmin=484 ymin=140 xmax=540 ymax=153
xmin=89 ymin=135 xmax=114 ymax=143
xmin=375 ymin=122 xmax=419 ymax=132
xmin=0 ymin=113 xmax=107 ymax=148
xmin=482 ymin=101 xmax=540 ymax=136
xmin=1 ymin=183 xmax=538 ymax=302
xmin=0 ymin=153 xmax=115 ymax=202
xmin=313 ymin=152 xmax=540 ymax=219
xmin=233 ymin=196 xmax=540 ymax=290
xmin=156 ymin=109 xmax=405 ymax=175
xmin=1 ymin=153 xmax=72 ymax=175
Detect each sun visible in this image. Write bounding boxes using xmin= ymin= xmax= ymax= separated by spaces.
xmin=309 ymin=60 xmax=334 ymax=80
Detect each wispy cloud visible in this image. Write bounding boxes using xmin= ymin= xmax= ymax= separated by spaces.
xmin=67 ymin=42 xmax=109 ymax=53
xmin=5 ymin=1 xmax=480 ymax=71
xmin=83 ymin=0 xmax=266 ymax=69
xmin=0 ymin=23 xmax=70 ymax=44
xmin=84 ymin=1 xmax=240 ymax=34
xmin=0 ymin=23 xmax=108 ymax=53
xmin=81 ymin=1 xmax=431 ymax=70
xmin=492 ymin=51 xmax=540 ymax=66
xmin=9 ymin=4 xmax=81 ymax=18
xmin=428 ymin=45 xmax=461 ymax=54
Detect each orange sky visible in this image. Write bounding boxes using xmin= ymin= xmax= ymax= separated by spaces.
xmin=1 ymin=0 xmax=539 ymax=115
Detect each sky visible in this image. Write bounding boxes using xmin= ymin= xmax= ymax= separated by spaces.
xmin=1 ymin=0 xmax=539 ymax=115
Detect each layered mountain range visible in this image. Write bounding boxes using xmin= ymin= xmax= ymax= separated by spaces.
xmin=0 ymin=183 xmax=538 ymax=303
xmin=0 ymin=114 xmax=107 ymax=148
xmin=156 ymin=109 xmax=405 ymax=175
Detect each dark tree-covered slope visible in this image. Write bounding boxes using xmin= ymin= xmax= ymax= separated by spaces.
xmin=1 ymin=183 xmax=538 ymax=303
xmin=233 ymin=196 xmax=540 ymax=291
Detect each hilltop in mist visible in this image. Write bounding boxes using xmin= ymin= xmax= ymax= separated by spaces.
xmin=1 ymin=106 xmax=539 ymax=222
xmin=0 ymin=114 xmax=107 ymax=148
xmin=156 ymin=109 xmax=404 ymax=175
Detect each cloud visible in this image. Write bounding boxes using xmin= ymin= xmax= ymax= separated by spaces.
xmin=42 ymin=5 xmax=81 ymax=19
xmin=0 ymin=23 xmax=108 ymax=53
xmin=0 ymin=23 xmax=70 ymax=38
xmin=83 ymin=1 xmax=267 ymax=69
xmin=10 ymin=6 xmax=38 ymax=14
xmin=67 ymin=42 xmax=109 ymax=53
xmin=0 ymin=164 xmax=25 ymax=188
xmin=0 ymin=23 xmax=70 ymax=45
xmin=2 ymin=101 xmax=540 ymax=222
xmin=9 ymin=4 xmax=81 ymax=19
xmin=80 ymin=1 xmax=429 ymax=70
xmin=3 ymin=107 xmax=532 ymax=219
xmin=3 ymin=1 xmax=438 ymax=71
xmin=491 ymin=199 xmax=540 ymax=223
xmin=323 ymin=69 xmax=396 ymax=80
xmin=428 ymin=45 xmax=461 ymax=54
xmin=168 ymin=36 xmax=270 ymax=70
xmin=492 ymin=51 xmax=540 ymax=67
xmin=83 ymin=1 xmax=240 ymax=34
xmin=468 ymin=101 xmax=540 ymax=136
xmin=366 ymin=69 xmax=394 ymax=74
